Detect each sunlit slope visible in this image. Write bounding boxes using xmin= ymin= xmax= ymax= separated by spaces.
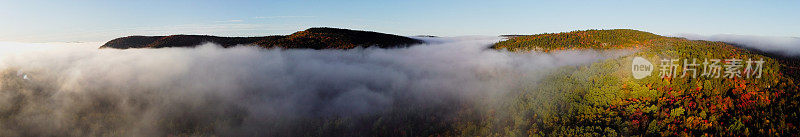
xmin=491 ymin=29 xmax=661 ymax=51
xmin=483 ymin=29 xmax=800 ymax=136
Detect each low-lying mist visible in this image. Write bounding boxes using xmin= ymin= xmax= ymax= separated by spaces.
xmin=0 ymin=37 xmax=623 ymax=136
xmin=679 ymin=34 xmax=800 ymax=57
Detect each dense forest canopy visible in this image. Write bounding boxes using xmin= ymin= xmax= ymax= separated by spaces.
xmin=492 ymin=29 xmax=661 ymax=51
xmin=474 ymin=29 xmax=800 ymax=136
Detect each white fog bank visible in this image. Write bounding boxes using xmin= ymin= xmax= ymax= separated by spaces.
xmin=0 ymin=37 xmax=623 ymax=136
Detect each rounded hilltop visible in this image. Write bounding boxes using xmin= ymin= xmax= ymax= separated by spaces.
xmin=100 ymin=27 xmax=424 ymax=49
xmin=492 ymin=29 xmax=663 ymax=51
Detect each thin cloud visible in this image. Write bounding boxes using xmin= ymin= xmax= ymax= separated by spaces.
xmin=215 ymin=19 xmax=245 ymax=23
xmin=252 ymin=16 xmax=315 ymax=19
xmin=678 ymin=34 xmax=800 ymax=57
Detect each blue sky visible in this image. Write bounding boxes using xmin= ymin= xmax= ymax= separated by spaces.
xmin=1 ymin=0 xmax=798 ymax=42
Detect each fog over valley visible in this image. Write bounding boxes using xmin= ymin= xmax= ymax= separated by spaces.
xmin=0 ymin=37 xmax=622 ymax=136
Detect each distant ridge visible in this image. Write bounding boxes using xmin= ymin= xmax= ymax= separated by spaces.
xmin=492 ymin=29 xmax=661 ymax=51
xmin=100 ymin=27 xmax=424 ymax=49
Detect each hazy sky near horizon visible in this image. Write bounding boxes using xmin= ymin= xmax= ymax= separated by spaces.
xmin=1 ymin=0 xmax=798 ymax=42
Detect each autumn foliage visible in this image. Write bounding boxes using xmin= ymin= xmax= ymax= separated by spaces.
xmin=472 ymin=29 xmax=800 ymax=136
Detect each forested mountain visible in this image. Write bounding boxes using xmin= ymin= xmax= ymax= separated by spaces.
xmin=491 ymin=29 xmax=662 ymax=51
xmin=477 ymin=29 xmax=800 ymax=136
xmin=99 ymin=27 xmax=424 ymax=49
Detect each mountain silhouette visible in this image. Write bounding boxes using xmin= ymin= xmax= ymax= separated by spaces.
xmin=100 ymin=27 xmax=424 ymax=49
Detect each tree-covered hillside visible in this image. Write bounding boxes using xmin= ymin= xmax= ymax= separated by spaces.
xmin=473 ymin=29 xmax=800 ymax=136
xmin=491 ymin=29 xmax=662 ymax=52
